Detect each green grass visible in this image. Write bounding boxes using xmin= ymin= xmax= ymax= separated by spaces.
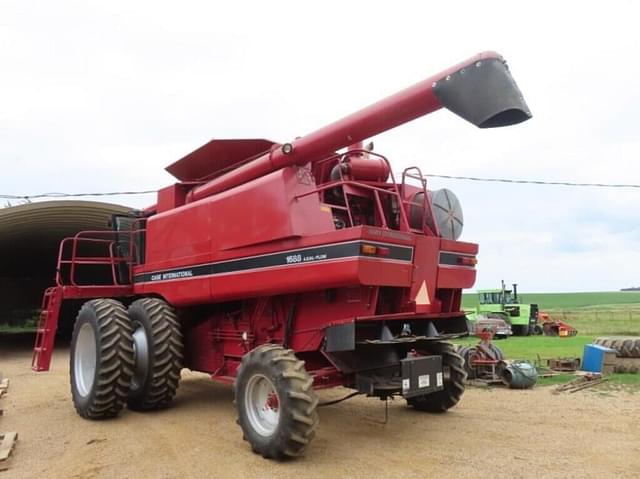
xmin=536 ymin=373 xmax=574 ymax=386
xmin=0 ymin=324 xmax=36 ymax=334
xmin=453 ymin=335 xmax=594 ymax=362
xmin=550 ymin=311 xmax=640 ymax=336
xmin=605 ymin=373 xmax=640 ymax=387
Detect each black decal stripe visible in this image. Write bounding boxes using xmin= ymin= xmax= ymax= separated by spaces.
xmin=134 ymin=241 xmax=413 ymax=284
xmin=439 ymin=251 xmax=475 ymax=266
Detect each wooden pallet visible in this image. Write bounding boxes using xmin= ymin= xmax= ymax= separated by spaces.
xmin=0 ymin=432 xmax=18 ymax=462
xmin=0 ymin=378 xmax=8 ymax=398
xmin=0 ymin=378 xmax=8 ymax=416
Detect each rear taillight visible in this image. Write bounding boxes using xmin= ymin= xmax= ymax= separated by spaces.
xmin=361 ymin=244 xmax=377 ymax=255
xmin=458 ymin=256 xmax=478 ymax=267
xmin=361 ymin=244 xmax=391 ymax=257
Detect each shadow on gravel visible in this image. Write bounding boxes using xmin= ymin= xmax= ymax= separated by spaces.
xmin=173 ymin=374 xmax=234 ymax=408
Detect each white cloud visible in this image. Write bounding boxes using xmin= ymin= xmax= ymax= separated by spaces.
xmin=1 ymin=0 xmax=639 ymax=292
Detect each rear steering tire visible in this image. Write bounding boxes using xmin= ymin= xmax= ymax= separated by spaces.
xmin=235 ymin=345 xmax=319 ymax=459
xmin=127 ymin=298 xmax=184 ymax=411
xmin=488 ymin=343 xmax=504 ymax=361
xmin=407 ymin=342 xmax=467 ymax=413
xmin=70 ymin=299 xmax=134 ymax=419
xmin=458 ymin=345 xmax=477 ymax=379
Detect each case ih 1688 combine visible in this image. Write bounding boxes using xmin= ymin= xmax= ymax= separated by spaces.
xmin=32 ymin=51 xmax=530 ymax=459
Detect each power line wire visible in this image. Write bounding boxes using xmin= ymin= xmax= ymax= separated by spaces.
xmin=424 ymin=174 xmax=640 ymax=189
xmin=0 ymin=190 xmax=157 ymax=200
xmin=2 ymin=174 xmax=640 ymax=201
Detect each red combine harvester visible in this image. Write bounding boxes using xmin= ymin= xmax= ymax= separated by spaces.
xmin=32 ymin=51 xmax=530 ymax=459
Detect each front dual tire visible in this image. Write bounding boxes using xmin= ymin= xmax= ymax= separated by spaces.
xmin=70 ymin=298 xmax=183 ymax=419
xmin=70 ymin=299 xmax=134 ymax=419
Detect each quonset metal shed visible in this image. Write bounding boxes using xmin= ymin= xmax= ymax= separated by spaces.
xmin=0 ymin=200 xmax=130 ymax=330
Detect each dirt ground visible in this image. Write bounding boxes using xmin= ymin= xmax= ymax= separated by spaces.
xmin=1 ymin=335 xmax=639 ymax=479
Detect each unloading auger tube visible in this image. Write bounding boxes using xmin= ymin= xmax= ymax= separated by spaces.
xmin=185 ymin=51 xmax=531 ymax=203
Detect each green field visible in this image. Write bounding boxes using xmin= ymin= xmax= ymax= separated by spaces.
xmin=462 ymin=290 xmax=640 ymax=310
xmin=453 ymin=335 xmax=593 ymax=362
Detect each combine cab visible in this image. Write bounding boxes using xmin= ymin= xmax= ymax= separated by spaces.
xmin=32 ymin=51 xmax=531 ymax=459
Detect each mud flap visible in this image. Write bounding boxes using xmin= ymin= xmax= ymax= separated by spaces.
xmin=401 ymin=355 xmax=443 ymax=398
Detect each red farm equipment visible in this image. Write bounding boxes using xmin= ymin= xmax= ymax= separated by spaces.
xmin=534 ymin=312 xmax=578 ymax=337
xmin=32 ymin=51 xmax=531 ymax=459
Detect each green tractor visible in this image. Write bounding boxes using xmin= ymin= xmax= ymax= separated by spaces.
xmin=467 ymin=281 xmax=538 ymax=336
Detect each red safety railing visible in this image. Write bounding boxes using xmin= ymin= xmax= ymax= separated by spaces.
xmin=298 ymin=150 xmax=437 ymax=235
xmin=55 ymin=229 xmax=142 ymax=287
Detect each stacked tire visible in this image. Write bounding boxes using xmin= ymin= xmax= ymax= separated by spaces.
xmin=594 ymin=337 xmax=640 ymax=358
xmin=594 ymin=336 xmax=640 ymax=373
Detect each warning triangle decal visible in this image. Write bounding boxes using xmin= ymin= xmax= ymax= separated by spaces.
xmin=416 ymin=280 xmax=430 ymax=305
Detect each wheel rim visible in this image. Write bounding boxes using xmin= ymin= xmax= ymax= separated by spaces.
xmin=74 ymin=322 xmax=97 ymax=397
xmin=131 ymin=324 xmax=149 ymax=391
xmin=244 ymin=374 xmax=280 ymax=437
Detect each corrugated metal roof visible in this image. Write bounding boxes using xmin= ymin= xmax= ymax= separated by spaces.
xmin=0 ymin=200 xmax=130 ymax=277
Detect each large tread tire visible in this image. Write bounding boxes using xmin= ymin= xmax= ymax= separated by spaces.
xmin=127 ymin=298 xmax=184 ymax=411
xmin=235 ymin=345 xmax=319 ymax=460
xmin=407 ymin=342 xmax=467 ymax=413
xmin=458 ymin=346 xmax=477 ymax=379
xmin=488 ymin=343 xmax=504 ymax=361
xmin=512 ymin=325 xmax=530 ymax=336
xmin=594 ymin=337 xmax=640 ymax=358
xmin=456 ymin=345 xmax=470 ymax=360
xmin=70 ymin=299 xmax=134 ymax=419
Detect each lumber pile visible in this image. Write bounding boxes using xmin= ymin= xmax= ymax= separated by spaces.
xmin=554 ymin=374 xmax=607 ymax=394
xmin=0 ymin=372 xmax=18 ymax=469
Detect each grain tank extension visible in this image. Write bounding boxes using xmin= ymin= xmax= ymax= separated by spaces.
xmin=32 ymin=51 xmax=531 ymax=459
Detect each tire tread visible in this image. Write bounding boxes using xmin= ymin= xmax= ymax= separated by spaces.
xmin=127 ymin=298 xmax=184 ymax=411
xmin=71 ymin=299 xmax=134 ymax=419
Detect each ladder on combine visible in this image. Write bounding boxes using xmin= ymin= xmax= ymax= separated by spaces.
xmin=31 ymin=286 xmax=63 ymax=372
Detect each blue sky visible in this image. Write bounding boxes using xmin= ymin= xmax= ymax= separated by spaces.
xmin=1 ymin=1 xmax=639 ymax=292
